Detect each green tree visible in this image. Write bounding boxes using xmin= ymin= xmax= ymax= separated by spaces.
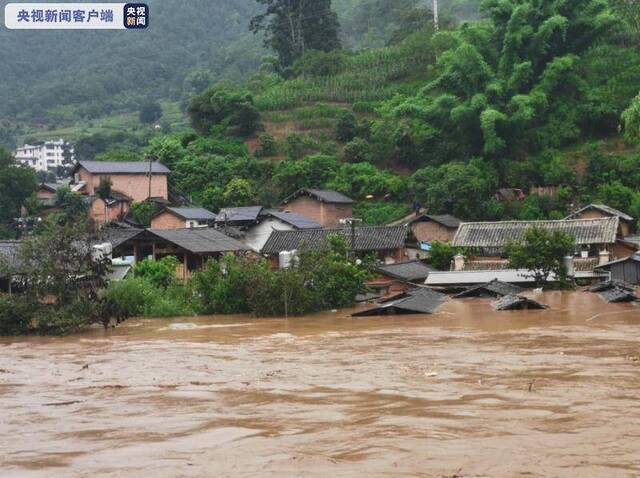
xmin=187 ymin=83 xmax=260 ymax=137
xmin=622 ymin=91 xmax=640 ymax=142
xmin=223 ymin=178 xmax=256 ymax=207
xmin=250 ymin=0 xmax=341 ymax=68
xmin=506 ymin=228 xmax=575 ymax=287
xmin=427 ymin=241 xmax=462 ymax=271
xmin=52 ymin=186 xmax=88 ymax=224
xmin=134 ymin=256 xmax=179 ymax=288
xmin=139 ymin=99 xmax=163 ymax=124
xmin=0 ymin=147 xmax=36 ymax=234
xmin=130 ymin=201 xmax=156 ymax=227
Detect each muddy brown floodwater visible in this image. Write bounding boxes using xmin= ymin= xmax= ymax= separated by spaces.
xmin=1 ymin=291 xmax=640 ymax=477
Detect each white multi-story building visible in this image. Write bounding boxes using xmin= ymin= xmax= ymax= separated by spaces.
xmin=15 ymin=139 xmax=74 ymax=173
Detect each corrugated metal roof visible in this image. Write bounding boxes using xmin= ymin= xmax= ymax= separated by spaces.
xmin=0 ymin=241 xmax=22 ymax=272
xmin=75 ymin=161 xmax=170 ymax=175
xmin=409 ymin=214 xmax=461 ymax=229
xmin=376 ymin=260 xmax=435 ymax=282
xmin=282 ymin=188 xmax=354 ymax=204
xmin=264 ymin=210 xmax=322 ymax=229
xmin=216 ymin=206 xmax=263 ymax=224
xmin=167 ymin=207 xmax=217 ymax=221
xmin=352 ymin=288 xmax=446 ymax=316
xmin=452 ymin=217 xmax=619 ymax=248
xmin=148 ymin=228 xmax=248 ymax=254
xmin=261 ymin=225 xmax=408 ymax=254
xmin=565 ymin=204 xmax=634 ymax=222
xmin=426 ymin=270 xmax=547 ymax=286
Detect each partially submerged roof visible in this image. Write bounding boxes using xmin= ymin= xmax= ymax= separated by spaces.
xmin=282 ymin=188 xmax=354 ymax=205
xmin=216 ymin=206 xmax=263 ymax=224
xmin=73 ymin=160 xmax=170 ymax=175
xmin=453 ymin=279 xmax=522 ymax=299
xmin=588 ymin=279 xmax=636 ymax=293
xmin=565 ymin=204 xmax=634 ymax=222
xmin=408 ymin=214 xmax=461 ymax=229
xmin=452 ymin=217 xmax=619 ymax=248
xmin=494 ymin=294 xmax=547 ymax=311
xmin=352 ymin=288 xmax=446 ymax=316
xmin=599 ymin=287 xmax=639 ymax=303
xmin=426 ymin=270 xmax=547 ymax=286
xmin=261 ymin=225 xmax=408 ymax=254
xmin=148 ymin=228 xmax=248 ymax=254
xmin=376 ymin=260 xmax=435 ymax=282
xmin=594 ymin=254 xmax=640 ymax=270
xmin=163 ymin=207 xmax=217 ymax=221
xmin=264 ymin=210 xmax=322 ymax=229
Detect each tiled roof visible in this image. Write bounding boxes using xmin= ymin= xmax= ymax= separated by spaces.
xmin=148 ymin=228 xmax=248 ymax=254
xmin=453 ymin=279 xmax=522 ymax=298
xmin=166 ymin=207 xmax=217 ymax=221
xmin=103 ymin=228 xmax=145 ymax=249
xmin=216 ymin=206 xmax=263 ymax=224
xmin=352 ymin=288 xmax=447 ymax=316
xmin=452 ymin=217 xmax=619 ymax=248
xmin=594 ymin=254 xmax=640 ymax=269
xmin=264 ymin=210 xmax=322 ymax=229
xmin=599 ymin=287 xmax=639 ymax=303
xmin=261 ymin=225 xmax=408 ymax=254
xmin=588 ymin=279 xmax=636 ymax=293
xmin=565 ymin=204 xmax=634 ymax=222
xmin=0 ymin=241 xmax=22 ymax=272
xmin=494 ymin=294 xmax=547 ymax=310
xmin=282 ymin=188 xmax=354 ymax=205
xmin=376 ymin=260 xmax=435 ymax=282
xmin=409 ymin=214 xmax=461 ymax=229
xmin=75 ymin=161 xmax=170 ymax=175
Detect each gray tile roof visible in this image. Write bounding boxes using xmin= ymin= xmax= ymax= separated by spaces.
xmin=0 ymin=241 xmax=22 ymax=273
xmin=565 ymin=204 xmax=634 ymax=222
xmin=148 ymin=228 xmax=249 ymax=254
xmin=409 ymin=214 xmax=461 ymax=229
xmin=75 ymin=161 xmax=170 ymax=175
xmin=261 ymin=225 xmax=408 ymax=254
xmin=103 ymin=228 xmax=145 ymax=249
xmin=216 ymin=206 xmax=263 ymax=224
xmin=494 ymin=294 xmax=547 ymax=310
xmin=282 ymin=188 xmax=354 ymax=204
xmin=352 ymin=288 xmax=447 ymax=316
xmin=452 ymin=217 xmax=619 ymax=248
xmin=376 ymin=260 xmax=435 ymax=282
xmin=599 ymin=287 xmax=639 ymax=303
xmin=166 ymin=207 xmax=217 ymax=221
xmin=453 ymin=279 xmax=523 ymax=298
xmin=264 ymin=210 xmax=322 ymax=229
xmin=588 ymin=279 xmax=636 ymax=292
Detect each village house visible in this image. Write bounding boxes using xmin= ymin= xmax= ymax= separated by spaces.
xmin=281 ymin=188 xmax=354 ymax=228
xmin=242 ymin=210 xmax=322 ymax=252
xmin=407 ymin=214 xmax=461 ymax=247
xmin=447 ymin=217 xmax=619 ymax=282
xmin=71 ymin=160 xmax=170 ymax=203
xmin=260 ymin=225 xmax=409 ymax=268
xmin=368 ymin=260 xmax=436 ymax=297
xmin=107 ymin=227 xmax=250 ymax=280
xmin=595 ymin=254 xmax=640 ymax=285
xmin=215 ymin=206 xmax=264 ymax=229
xmin=150 ymin=207 xmax=217 ymax=230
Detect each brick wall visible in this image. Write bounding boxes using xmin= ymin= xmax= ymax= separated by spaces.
xmin=151 ymin=211 xmax=186 ymax=230
xmin=283 ymin=196 xmax=352 ymax=228
xmin=89 ymin=198 xmax=130 ymax=224
xmin=574 ymin=210 xmax=630 ymax=237
xmin=78 ymin=167 xmax=168 ymax=202
xmin=411 ymin=221 xmax=456 ymax=243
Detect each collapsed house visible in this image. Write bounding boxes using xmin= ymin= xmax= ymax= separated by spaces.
xmin=352 ymin=288 xmax=446 ymax=317
xmin=453 ymin=279 xmax=522 ymax=299
xmin=493 ymin=294 xmax=548 ymax=311
xmin=598 ymin=288 xmax=639 ymax=303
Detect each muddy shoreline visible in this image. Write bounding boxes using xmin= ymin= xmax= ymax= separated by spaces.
xmin=1 ymin=291 xmax=639 ymax=477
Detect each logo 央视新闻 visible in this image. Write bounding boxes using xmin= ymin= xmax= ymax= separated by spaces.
xmin=123 ymin=3 xmax=148 ymax=29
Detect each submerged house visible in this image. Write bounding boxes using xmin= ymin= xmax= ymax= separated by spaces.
xmin=150 ymin=207 xmax=217 ymax=230
xmin=451 ymin=217 xmax=619 ymax=275
xmin=281 ymin=188 xmax=354 ymax=228
xmin=407 ymin=214 xmax=461 ymax=249
xmin=369 ymin=260 xmax=436 ymax=297
xmin=352 ymin=288 xmax=447 ymax=317
xmin=261 ymin=225 xmax=409 ymax=268
xmin=107 ymin=227 xmax=249 ymax=279
xmin=594 ymin=254 xmax=640 ymax=286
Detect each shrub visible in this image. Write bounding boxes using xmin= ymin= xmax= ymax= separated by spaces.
xmin=133 ymin=256 xmax=179 ymax=288
xmin=0 ymin=295 xmax=34 ymax=335
xmin=342 ymin=138 xmax=372 ymax=163
xmin=335 ymin=111 xmax=358 ymax=142
xmin=256 ymin=133 xmax=278 ymax=157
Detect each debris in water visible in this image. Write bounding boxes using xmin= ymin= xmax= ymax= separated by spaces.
xmin=494 ymin=294 xmax=547 ymax=310
xmin=453 ymin=279 xmax=522 ymax=299
xmin=43 ymin=400 xmax=83 ymax=407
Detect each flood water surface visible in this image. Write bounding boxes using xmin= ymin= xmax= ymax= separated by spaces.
xmin=1 ymin=291 xmax=640 ymax=477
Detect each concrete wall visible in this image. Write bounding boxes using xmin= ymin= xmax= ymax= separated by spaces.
xmin=77 ymin=167 xmax=168 ymax=203
xmin=411 ymin=221 xmax=456 ymax=243
xmin=283 ymin=196 xmax=352 ymax=228
xmin=151 ymin=211 xmax=186 ymax=230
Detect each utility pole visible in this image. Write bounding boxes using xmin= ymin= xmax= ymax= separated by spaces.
xmin=432 ymin=0 xmax=439 ymax=31
xmin=147 ymin=155 xmax=153 ymax=200
xmin=344 ymin=218 xmax=363 ymax=259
